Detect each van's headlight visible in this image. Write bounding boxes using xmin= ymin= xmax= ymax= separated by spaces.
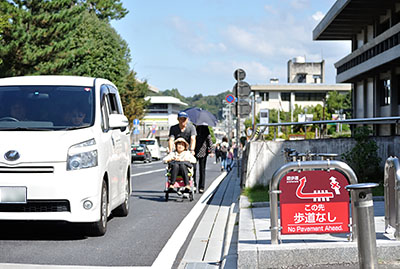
xmin=67 ymin=139 xmax=98 ymax=170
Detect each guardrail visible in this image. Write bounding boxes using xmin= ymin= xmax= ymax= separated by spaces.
xmin=252 ymin=116 xmax=400 ymax=141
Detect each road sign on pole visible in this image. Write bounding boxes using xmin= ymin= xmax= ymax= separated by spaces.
xmin=226 ymin=94 xmax=235 ymax=103
xmin=238 ymin=102 xmax=251 ymax=116
xmin=233 ymin=81 xmax=251 ymax=97
xmin=234 ymin=68 xmax=246 ymax=81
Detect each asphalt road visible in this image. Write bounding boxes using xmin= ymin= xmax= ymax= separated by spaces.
xmin=0 ymin=156 xmax=222 ymax=267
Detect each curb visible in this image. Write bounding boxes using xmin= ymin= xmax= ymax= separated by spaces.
xmin=179 ymin=166 xmax=240 ymax=268
xmin=238 ymin=195 xmax=400 ymax=268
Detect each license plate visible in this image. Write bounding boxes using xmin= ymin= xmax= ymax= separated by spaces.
xmin=0 ymin=187 xmax=27 ymax=203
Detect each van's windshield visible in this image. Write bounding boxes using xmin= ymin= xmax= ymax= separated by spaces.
xmin=0 ymin=86 xmax=94 ymax=130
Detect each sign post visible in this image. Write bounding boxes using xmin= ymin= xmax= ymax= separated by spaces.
xmin=233 ymin=69 xmax=246 ymax=177
xmin=132 ymin=119 xmax=140 ymax=144
xmin=259 ymin=109 xmax=269 ymax=134
xmin=279 ymin=170 xmax=350 ymax=235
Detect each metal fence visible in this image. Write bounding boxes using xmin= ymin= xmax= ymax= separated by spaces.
xmin=252 ymin=116 xmax=400 ymax=141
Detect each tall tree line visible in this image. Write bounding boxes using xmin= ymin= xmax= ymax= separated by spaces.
xmin=0 ymin=0 xmax=148 ymax=123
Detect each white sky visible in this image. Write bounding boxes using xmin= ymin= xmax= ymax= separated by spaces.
xmin=111 ymin=0 xmax=351 ymax=97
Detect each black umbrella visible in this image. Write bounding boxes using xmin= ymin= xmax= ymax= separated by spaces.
xmin=183 ymin=107 xmax=218 ymax=127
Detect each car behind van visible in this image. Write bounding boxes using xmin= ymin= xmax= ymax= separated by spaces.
xmin=139 ymin=138 xmax=161 ymax=160
xmin=0 ymin=76 xmax=131 ymax=236
xmin=131 ymin=144 xmax=152 ymax=163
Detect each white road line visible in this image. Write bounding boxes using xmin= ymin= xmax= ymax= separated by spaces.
xmin=131 ymin=168 xmax=165 ymax=177
xmin=0 ymin=170 xmax=224 ymax=269
xmin=151 ymin=172 xmax=227 ymax=269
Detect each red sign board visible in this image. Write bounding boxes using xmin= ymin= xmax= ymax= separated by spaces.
xmin=280 ymin=170 xmax=349 ymax=234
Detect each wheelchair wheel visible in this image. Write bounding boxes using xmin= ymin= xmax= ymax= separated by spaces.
xmin=165 ymin=192 xmax=169 ymax=202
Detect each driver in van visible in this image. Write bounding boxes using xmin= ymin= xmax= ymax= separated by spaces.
xmin=9 ymin=100 xmax=28 ymax=121
xmin=64 ymin=107 xmax=86 ymax=126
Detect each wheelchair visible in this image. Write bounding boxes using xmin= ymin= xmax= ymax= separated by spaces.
xmin=164 ymin=162 xmax=194 ymax=202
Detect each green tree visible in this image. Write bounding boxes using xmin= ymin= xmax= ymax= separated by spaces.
xmin=0 ymin=1 xmax=10 ymax=64
xmin=151 ymin=88 xmax=231 ymax=120
xmin=342 ymin=126 xmax=381 ymax=183
xmin=84 ymin=0 xmax=128 ymax=21
xmin=0 ymin=1 xmax=8 ymax=35
xmin=0 ymin=1 xmax=130 ymax=88
xmin=0 ymin=0 xmax=148 ymax=119
xmin=64 ymin=10 xmax=130 ymax=89
xmin=0 ymin=1 xmax=85 ymax=77
xmin=326 ymin=91 xmax=352 ymax=117
xmin=120 ymin=71 xmax=150 ymax=126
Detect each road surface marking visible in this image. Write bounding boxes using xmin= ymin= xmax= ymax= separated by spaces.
xmin=131 ymin=168 xmax=165 ymax=177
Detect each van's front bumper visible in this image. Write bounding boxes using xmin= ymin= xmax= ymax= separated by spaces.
xmin=0 ymin=162 xmax=103 ymax=223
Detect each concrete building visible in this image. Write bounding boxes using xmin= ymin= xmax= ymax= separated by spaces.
xmin=287 ymin=57 xmax=324 ymax=83
xmin=140 ymin=96 xmax=187 ymax=146
xmin=251 ymin=58 xmax=351 ymax=116
xmin=313 ymin=0 xmax=400 ymax=136
xmin=252 ymin=83 xmax=351 ymax=114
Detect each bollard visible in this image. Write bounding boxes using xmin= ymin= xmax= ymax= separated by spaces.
xmin=345 ymin=183 xmax=379 ymax=269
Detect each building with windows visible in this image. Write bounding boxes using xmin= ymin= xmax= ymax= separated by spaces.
xmin=313 ymin=0 xmax=400 ymax=136
xmin=287 ymin=56 xmax=324 ymax=83
xmin=251 ymin=57 xmax=351 ymax=117
xmin=140 ymin=96 xmax=187 ymax=146
xmin=252 ymin=83 xmax=351 ymax=114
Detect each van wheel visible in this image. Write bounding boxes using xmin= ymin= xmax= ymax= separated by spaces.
xmin=113 ymin=175 xmax=130 ymax=217
xmin=87 ymin=181 xmax=108 ymax=236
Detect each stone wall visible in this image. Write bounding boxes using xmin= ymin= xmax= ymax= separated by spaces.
xmin=242 ymin=136 xmax=400 ymax=187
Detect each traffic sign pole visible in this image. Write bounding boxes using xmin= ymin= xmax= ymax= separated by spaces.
xmin=233 ymin=69 xmax=245 ymax=178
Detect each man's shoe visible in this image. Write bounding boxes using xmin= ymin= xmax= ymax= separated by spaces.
xmin=199 ymin=189 xmax=204 ymax=194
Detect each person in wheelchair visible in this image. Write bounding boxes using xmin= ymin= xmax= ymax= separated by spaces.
xmin=163 ymin=137 xmax=197 ymax=193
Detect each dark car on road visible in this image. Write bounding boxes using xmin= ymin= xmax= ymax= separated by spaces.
xmin=131 ymin=144 xmax=152 ymax=163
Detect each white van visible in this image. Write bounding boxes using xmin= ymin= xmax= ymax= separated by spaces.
xmin=139 ymin=138 xmax=161 ymax=160
xmin=0 ymin=76 xmax=131 ymax=236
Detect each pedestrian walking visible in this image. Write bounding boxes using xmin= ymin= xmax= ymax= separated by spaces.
xmin=168 ymin=111 xmax=197 ymax=154
xmin=227 ymin=148 xmax=234 ymax=172
xmin=193 ymin=125 xmax=214 ymax=193
xmin=220 ymin=136 xmax=229 ymax=171
xmin=214 ymin=143 xmax=221 ymax=164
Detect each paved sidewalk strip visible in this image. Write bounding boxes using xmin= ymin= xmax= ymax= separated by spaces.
xmin=181 ymin=166 xmax=240 ymax=269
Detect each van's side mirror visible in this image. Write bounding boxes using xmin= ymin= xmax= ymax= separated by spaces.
xmin=109 ymin=114 xmax=129 ymax=129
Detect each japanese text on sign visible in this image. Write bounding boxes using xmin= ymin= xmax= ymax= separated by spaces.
xmin=280 ymin=170 xmax=350 ymax=235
